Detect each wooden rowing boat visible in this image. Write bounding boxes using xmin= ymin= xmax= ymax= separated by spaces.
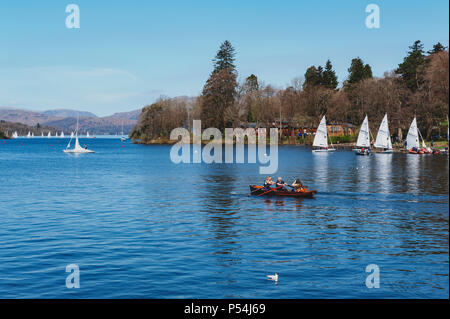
xmin=249 ymin=185 xmax=317 ymax=198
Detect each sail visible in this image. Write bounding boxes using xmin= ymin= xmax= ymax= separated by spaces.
xmin=375 ymin=114 xmax=392 ymax=149
xmin=27 ymin=132 xmax=31 ymax=138
xmin=86 ymin=132 xmax=90 ymax=137
xmin=61 ymin=132 xmax=65 ymax=138
xmin=48 ymin=132 xmax=51 ymax=137
xmin=406 ymin=118 xmax=420 ymax=149
xmin=74 ymin=136 xmax=83 ymax=150
xmin=356 ymin=115 xmax=371 ymax=147
xmin=313 ymin=116 xmax=328 ymax=148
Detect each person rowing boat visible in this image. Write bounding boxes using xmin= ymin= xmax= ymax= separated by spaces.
xmin=275 ymin=177 xmax=288 ymax=191
xmin=291 ymin=179 xmax=305 ymax=192
xmin=263 ymin=176 xmax=275 ymax=190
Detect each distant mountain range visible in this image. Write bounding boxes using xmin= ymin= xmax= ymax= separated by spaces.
xmin=0 ymin=107 xmax=141 ymax=135
xmin=42 ymin=109 xmax=98 ymax=119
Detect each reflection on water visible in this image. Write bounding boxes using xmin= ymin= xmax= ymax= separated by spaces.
xmin=406 ymin=154 xmax=420 ymax=193
xmin=0 ymin=140 xmax=448 ymax=298
xmin=312 ymin=152 xmax=330 ymax=191
xmin=374 ymin=154 xmax=393 ymax=194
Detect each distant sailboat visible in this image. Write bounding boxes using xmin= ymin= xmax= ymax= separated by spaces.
xmin=64 ymin=117 xmax=95 ymax=154
xmin=312 ymin=115 xmax=335 ymax=152
xmin=86 ymin=131 xmax=90 ymax=138
xmin=31 ymin=132 xmax=34 ymax=137
xmin=353 ymin=115 xmax=371 ymax=155
xmin=406 ymin=117 xmax=431 ymax=154
xmin=27 ymin=131 xmax=31 ymax=138
xmin=406 ymin=117 xmax=420 ymax=150
xmin=60 ymin=132 xmax=65 ymax=138
xmin=70 ymin=132 xmax=74 ymax=138
xmin=41 ymin=132 xmax=44 ymax=137
xmin=12 ymin=131 xmax=18 ymax=139
xmin=374 ymin=114 xmax=393 ymax=153
xmin=47 ymin=132 xmax=51 ymax=138
xmin=120 ymin=122 xmax=128 ymax=141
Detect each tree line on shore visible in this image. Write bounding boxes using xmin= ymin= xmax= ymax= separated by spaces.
xmin=131 ymin=40 xmax=449 ymax=142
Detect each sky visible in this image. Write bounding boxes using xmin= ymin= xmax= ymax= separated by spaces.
xmin=0 ymin=0 xmax=448 ymax=116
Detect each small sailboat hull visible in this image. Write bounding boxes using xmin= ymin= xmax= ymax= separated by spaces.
xmin=63 ymin=149 xmax=95 ymax=154
xmin=353 ymin=148 xmax=371 ymax=155
xmin=313 ymin=148 xmax=336 ymax=152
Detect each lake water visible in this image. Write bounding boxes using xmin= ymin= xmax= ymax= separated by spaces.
xmin=0 ymin=137 xmax=448 ymax=298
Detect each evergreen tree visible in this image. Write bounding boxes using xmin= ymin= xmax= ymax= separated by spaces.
xmin=303 ymin=66 xmax=321 ymax=89
xmin=396 ymin=40 xmax=428 ymax=91
xmin=347 ymin=57 xmax=372 ymax=84
xmin=427 ymin=42 xmax=447 ymax=55
xmin=201 ymin=41 xmax=238 ymax=131
xmin=213 ymin=40 xmax=236 ymax=73
xmin=244 ymin=74 xmax=259 ymax=93
xmin=321 ymin=59 xmax=338 ymax=89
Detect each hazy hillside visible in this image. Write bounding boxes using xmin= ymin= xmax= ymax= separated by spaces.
xmin=0 ymin=107 xmax=140 ymax=135
xmin=0 ymin=108 xmax=60 ymax=126
xmin=42 ymin=109 xmax=98 ymax=118
xmin=43 ymin=116 xmax=137 ymax=135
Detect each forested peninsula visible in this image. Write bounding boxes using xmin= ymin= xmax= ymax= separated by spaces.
xmin=131 ymin=40 xmax=449 ymax=146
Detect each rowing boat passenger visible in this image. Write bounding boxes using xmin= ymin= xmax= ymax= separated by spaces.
xmin=292 ymin=179 xmax=305 ymax=192
xmin=263 ymin=176 xmax=274 ymax=190
xmin=276 ymin=177 xmax=288 ymax=191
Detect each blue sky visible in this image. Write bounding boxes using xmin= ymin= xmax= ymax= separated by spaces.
xmin=0 ymin=0 xmax=448 ymax=116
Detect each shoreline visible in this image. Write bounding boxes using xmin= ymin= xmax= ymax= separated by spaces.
xmin=131 ymin=138 xmax=449 ymax=153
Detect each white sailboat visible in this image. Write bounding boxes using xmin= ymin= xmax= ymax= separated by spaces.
xmin=47 ymin=132 xmax=51 ymax=138
xmin=70 ymin=132 xmax=74 ymax=138
xmin=41 ymin=132 xmax=44 ymax=137
xmin=353 ymin=115 xmax=371 ymax=155
xmin=27 ymin=131 xmax=31 ymax=138
xmin=406 ymin=117 xmax=420 ymax=150
xmin=86 ymin=131 xmax=90 ymax=138
xmin=406 ymin=117 xmax=431 ymax=154
xmin=120 ymin=122 xmax=128 ymax=141
xmin=312 ymin=115 xmax=336 ymax=152
xmin=64 ymin=118 xmax=95 ymax=154
xmin=12 ymin=131 xmax=18 ymax=139
xmin=374 ymin=114 xmax=393 ymax=153
xmin=60 ymin=132 xmax=65 ymax=138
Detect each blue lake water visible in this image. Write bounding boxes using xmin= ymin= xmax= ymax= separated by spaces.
xmin=0 ymin=137 xmax=448 ymax=298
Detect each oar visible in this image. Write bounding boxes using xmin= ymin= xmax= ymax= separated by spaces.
xmin=257 ymin=185 xmax=284 ymax=197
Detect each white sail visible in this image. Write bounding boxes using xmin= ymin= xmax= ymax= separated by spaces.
xmin=47 ymin=132 xmax=51 ymax=138
xmin=86 ymin=132 xmax=90 ymax=138
xmin=406 ymin=117 xmax=420 ymax=149
xmin=60 ymin=132 xmax=65 ymax=138
xmin=41 ymin=132 xmax=44 ymax=137
xmin=27 ymin=131 xmax=31 ymax=138
xmin=374 ymin=114 xmax=393 ymax=149
xmin=71 ymin=132 xmax=74 ymax=138
xmin=12 ymin=131 xmax=18 ymax=138
xmin=31 ymin=132 xmax=34 ymax=137
xmin=313 ymin=116 xmax=329 ymax=148
xmin=356 ymin=115 xmax=371 ymax=148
